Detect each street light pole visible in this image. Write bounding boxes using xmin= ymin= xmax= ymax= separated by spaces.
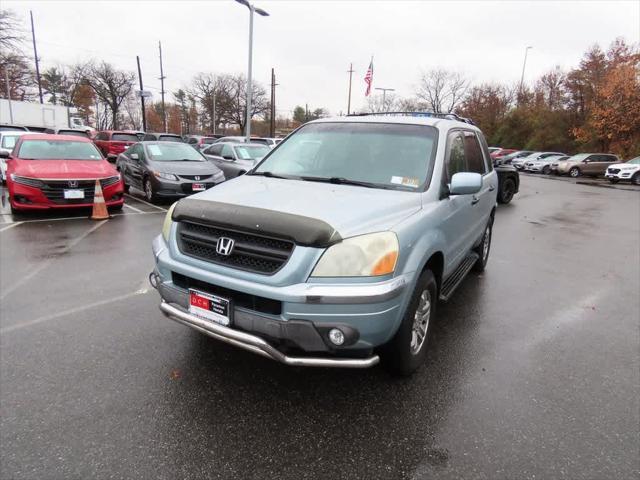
xmin=375 ymin=87 xmax=395 ymax=111
xmin=518 ymin=46 xmax=533 ymax=99
xmin=236 ymin=0 xmax=269 ymax=142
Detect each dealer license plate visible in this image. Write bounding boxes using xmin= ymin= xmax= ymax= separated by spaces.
xmin=192 ymin=183 xmax=206 ymax=191
xmin=64 ymin=189 xmax=84 ymax=199
xmin=189 ymin=289 xmax=231 ymax=326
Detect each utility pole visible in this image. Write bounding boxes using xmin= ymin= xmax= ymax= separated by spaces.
xmin=305 ymin=103 xmax=309 ymax=122
xmin=5 ymin=69 xmax=14 ymax=123
xmin=136 ymin=56 xmax=147 ymax=132
xmin=158 ymin=41 xmax=167 ymax=132
xmin=375 ymin=87 xmax=395 ymax=111
xmin=30 ymin=11 xmax=43 ymax=104
xmin=347 ymin=63 xmax=354 ymax=115
xmin=518 ymin=46 xmax=533 ymax=102
xmin=270 ymin=68 xmax=278 ymax=137
xmin=212 ymin=80 xmax=216 ymax=135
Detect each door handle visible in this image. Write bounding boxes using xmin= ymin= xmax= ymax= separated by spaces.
xmin=471 ymin=195 xmax=480 ymax=205
xmin=489 ymin=185 xmax=495 ymax=192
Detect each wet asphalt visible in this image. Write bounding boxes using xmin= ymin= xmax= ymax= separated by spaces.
xmin=0 ymin=177 xmax=638 ymax=480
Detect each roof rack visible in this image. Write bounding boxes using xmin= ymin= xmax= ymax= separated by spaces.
xmin=347 ymin=111 xmax=475 ymax=125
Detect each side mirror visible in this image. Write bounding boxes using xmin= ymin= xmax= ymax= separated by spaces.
xmin=449 ymin=172 xmax=482 ymax=195
xmin=223 ymin=155 xmax=234 ymax=161
xmin=0 ymin=150 xmax=10 ymax=159
xmin=130 ymin=153 xmax=139 ymax=161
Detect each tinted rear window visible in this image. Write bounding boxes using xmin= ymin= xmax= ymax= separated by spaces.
xmin=158 ymin=135 xmax=183 ymax=142
xmin=58 ymin=130 xmax=90 ymax=138
xmin=112 ymin=133 xmax=139 ymax=142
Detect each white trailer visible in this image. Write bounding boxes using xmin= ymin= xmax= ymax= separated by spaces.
xmin=0 ymin=99 xmax=93 ymax=133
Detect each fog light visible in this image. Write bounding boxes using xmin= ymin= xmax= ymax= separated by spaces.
xmin=328 ymin=328 xmax=345 ymax=346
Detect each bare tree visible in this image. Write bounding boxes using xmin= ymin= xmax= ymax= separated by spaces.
xmin=85 ymin=62 xmax=135 ymax=129
xmin=365 ymin=92 xmax=399 ymax=113
xmin=0 ymin=10 xmax=25 ymax=53
xmin=218 ymin=73 xmax=269 ymax=132
xmin=0 ymin=10 xmax=35 ymax=101
xmin=416 ymin=68 xmax=469 ymax=113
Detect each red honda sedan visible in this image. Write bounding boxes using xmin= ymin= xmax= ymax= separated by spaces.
xmin=2 ymin=134 xmax=125 ymax=212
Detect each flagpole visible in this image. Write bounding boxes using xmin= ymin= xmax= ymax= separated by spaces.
xmin=347 ymin=63 xmax=354 ymax=115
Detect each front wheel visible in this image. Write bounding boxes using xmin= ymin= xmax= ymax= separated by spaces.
xmin=144 ymin=178 xmax=156 ymax=203
xmin=383 ymin=270 xmax=437 ymax=376
xmin=632 ymin=173 xmax=640 ymax=186
xmin=498 ymin=178 xmax=516 ymax=204
xmin=473 ymin=218 xmax=493 ymax=272
xmin=542 ymin=166 xmax=550 ymax=175
xmin=609 ymin=178 xmax=619 ymax=184
xmin=569 ymin=167 xmax=580 ymax=178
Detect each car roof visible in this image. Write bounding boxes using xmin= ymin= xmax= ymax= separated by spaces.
xmin=1 ymin=130 xmax=44 ymax=137
xmin=147 ymin=132 xmax=181 ymax=136
xmin=309 ymin=114 xmax=480 ymax=131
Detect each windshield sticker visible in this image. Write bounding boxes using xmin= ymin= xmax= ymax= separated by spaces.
xmin=391 ymin=176 xmax=419 ymax=188
xmin=148 ymin=145 xmax=162 ymax=156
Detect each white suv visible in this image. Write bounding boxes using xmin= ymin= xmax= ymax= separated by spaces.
xmin=605 ymin=157 xmax=640 ymax=185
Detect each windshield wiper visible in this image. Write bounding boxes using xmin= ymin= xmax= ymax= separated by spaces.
xmin=300 ymin=176 xmax=381 ymax=189
xmin=249 ymin=171 xmax=290 ymax=179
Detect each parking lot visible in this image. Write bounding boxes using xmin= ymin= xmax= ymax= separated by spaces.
xmin=0 ymin=175 xmax=638 ymax=480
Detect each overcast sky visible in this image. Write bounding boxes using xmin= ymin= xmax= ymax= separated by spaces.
xmin=4 ymin=0 xmax=639 ymax=117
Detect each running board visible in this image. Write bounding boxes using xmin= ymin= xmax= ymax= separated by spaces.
xmin=439 ymin=252 xmax=479 ymax=301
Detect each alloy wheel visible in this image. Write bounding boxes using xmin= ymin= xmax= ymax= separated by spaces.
xmin=410 ymin=290 xmax=431 ymax=355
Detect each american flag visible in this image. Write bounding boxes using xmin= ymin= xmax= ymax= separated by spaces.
xmin=364 ymin=59 xmax=373 ymax=96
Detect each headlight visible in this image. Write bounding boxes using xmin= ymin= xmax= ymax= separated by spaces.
xmin=153 ymin=171 xmax=178 ymax=181
xmin=9 ymin=174 xmax=44 ymax=187
xmin=162 ymin=202 xmax=178 ymax=241
xmin=311 ymin=232 xmax=399 ymax=277
xmin=213 ymin=170 xmax=225 ymax=180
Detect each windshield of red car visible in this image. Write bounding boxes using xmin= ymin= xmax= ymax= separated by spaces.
xmin=17 ymin=140 xmax=103 ymax=160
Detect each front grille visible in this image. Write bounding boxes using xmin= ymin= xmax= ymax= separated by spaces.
xmin=36 ymin=178 xmax=118 ymax=204
xmin=172 ymin=271 xmax=282 ymax=315
xmin=608 ymin=168 xmax=620 ymax=174
xmin=178 ymin=174 xmax=212 ymax=181
xmin=177 ymin=221 xmax=295 ymax=275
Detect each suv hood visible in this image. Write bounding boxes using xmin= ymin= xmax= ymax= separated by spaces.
xmin=13 ymin=159 xmax=117 ymax=178
xmin=192 ymin=175 xmax=422 ymax=238
xmin=148 ymin=160 xmax=222 ymax=176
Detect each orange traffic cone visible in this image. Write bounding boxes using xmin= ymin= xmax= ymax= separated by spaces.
xmin=90 ymin=179 xmax=110 ymax=220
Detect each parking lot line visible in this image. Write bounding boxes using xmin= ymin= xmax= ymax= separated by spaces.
xmin=125 ymin=194 xmax=167 ymax=211
xmin=0 ymin=287 xmax=151 ymax=334
xmin=123 ymin=203 xmax=144 ymax=213
xmin=0 ymin=220 xmax=109 ymax=301
xmin=0 ymin=221 xmax=22 ymax=232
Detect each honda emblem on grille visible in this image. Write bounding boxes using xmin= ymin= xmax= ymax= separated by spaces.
xmin=194 ymin=176 xmax=200 ymax=181
xmin=68 ymin=180 xmax=79 ymax=188
xmin=216 ymin=237 xmax=235 ymax=256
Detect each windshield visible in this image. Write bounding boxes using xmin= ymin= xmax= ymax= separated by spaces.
xmin=253 ymin=122 xmax=438 ymax=190
xmin=627 ymin=157 xmax=640 ymax=164
xmin=17 ymin=140 xmax=102 ymax=160
xmin=112 ymin=133 xmax=139 ymax=142
xmin=145 ymin=143 xmax=204 ymax=162
xmin=1 ymin=135 xmax=21 ymax=149
xmin=234 ymin=145 xmax=270 ymax=160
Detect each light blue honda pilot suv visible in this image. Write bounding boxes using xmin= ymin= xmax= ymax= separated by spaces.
xmin=151 ymin=113 xmax=498 ymax=375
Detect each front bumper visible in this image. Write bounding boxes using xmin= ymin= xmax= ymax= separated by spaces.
xmin=151 ymin=176 xmax=225 ymax=198
xmin=8 ymin=179 xmax=124 ymax=210
xmin=152 ymin=235 xmax=411 ymax=367
xmin=605 ymin=170 xmax=635 ymax=180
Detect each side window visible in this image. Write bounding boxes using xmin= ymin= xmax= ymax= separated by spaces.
xmin=188 ymin=137 xmax=197 ymax=144
xmin=221 ymin=144 xmax=234 ymax=159
xmin=445 ymin=132 xmax=467 ymax=184
xmin=143 ymin=134 xmax=154 ymax=141
xmin=206 ymin=145 xmax=223 ymax=156
xmin=95 ymin=132 xmax=105 ymax=141
xmin=463 ymin=131 xmax=486 ymax=174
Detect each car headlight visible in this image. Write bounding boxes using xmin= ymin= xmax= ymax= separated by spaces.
xmin=162 ymin=202 xmax=178 ymax=241
xmin=213 ymin=170 xmax=225 ymax=180
xmin=311 ymin=232 xmax=399 ymax=277
xmin=153 ymin=171 xmax=178 ymax=181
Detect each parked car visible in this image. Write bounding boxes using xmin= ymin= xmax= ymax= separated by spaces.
xmin=151 ymin=113 xmax=498 ymax=376
xmin=490 ymin=148 xmax=516 ymax=160
xmin=93 ymin=131 xmax=139 ymax=162
xmin=494 ymin=163 xmax=520 ymax=204
xmin=202 ymin=142 xmax=270 ymax=178
xmin=142 ymin=132 xmax=184 ymax=143
xmin=524 ymin=155 xmax=569 ymax=174
xmin=54 ymin=128 xmax=91 ymax=138
xmin=185 ymin=135 xmax=221 ymax=151
xmin=116 ymin=141 xmax=225 ymax=202
xmin=2 ymin=134 xmax=124 ymax=212
xmin=551 ymin=153 xmax=620 ymax=177
xmin=604 ymin=156 xmax=640 ymax=185
xmin=495 ymin=150 xmax=533 ymax=166
xmin=513 ymin=152 xmax=564 ymax=170
xmin=250 ymin=137 xmax=279 ymax=148
xmin=211 ymin=136 xmax=248 ymax=144
xmin=488 ymin=147 xmax=500 ymax=154
xmin=0 ymin=131 xmax=44 ymax=181
xmin=124 ymin=130 xmax=145 ymax=141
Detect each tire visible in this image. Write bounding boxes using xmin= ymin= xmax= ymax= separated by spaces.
xmin=632 ymin=173 xmax=640 ymax=186
xmin=473 ymin=217 xmax=493 ymax=272
xmin=542 ymin=166 xmax=550 ymax=175
xmin=569 ymin=167 xmax=580 ymax=178
xmin=144 ymin=177 xmax=156 ymax=203
xmin=383 ymin=270 xmax=437 ymax=377
xmin=498 ymin=178 xmax=516 ymax=204
xmin=109 ymin=203 xmax=123 ymax=212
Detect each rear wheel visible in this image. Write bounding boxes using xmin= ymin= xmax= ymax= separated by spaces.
xmin=542 ymin=165 xmax=550 ymax=175
xmin=498 ymin=178 xmax=516 ymax=204
xmin=569 ymin=167 xmax=580 ymax=178
xmin=473 ymin=218 xmax=493 ymax=272
xmin=383 ymin=270 xmax=437 ymax=377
